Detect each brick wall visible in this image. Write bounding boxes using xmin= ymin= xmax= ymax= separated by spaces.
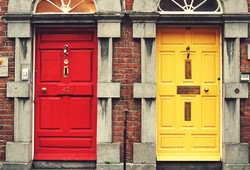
xmin=113 ymin=15 xmax=141 ymax=162
xmin=240 ymin=0 xmax=250 ymax=162
xmin=0 ymin=0 xmax=14 ymax=161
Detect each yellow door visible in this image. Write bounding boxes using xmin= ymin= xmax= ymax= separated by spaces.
xmin=157 ymin=27 xmax=220 ymax=161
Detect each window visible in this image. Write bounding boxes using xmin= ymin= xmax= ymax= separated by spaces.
xmin=157 ymin=0 xmax=222 ymax=14
xmin=35 ymin=0 xmax=97 ymax=13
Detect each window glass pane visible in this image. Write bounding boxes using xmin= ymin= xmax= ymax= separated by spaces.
xmin=35 ymin=0 xmax=96 ymax=13
xmin=158 ymin=0 xmax=221 ymax=13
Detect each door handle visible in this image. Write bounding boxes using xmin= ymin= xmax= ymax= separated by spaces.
xmin=64 ymin=66 xmax=69 ymax=77
xmin=204 ymin=88 xmax=209 ymax=92
xmin=41 ymin=87 xmax=47 ymax=92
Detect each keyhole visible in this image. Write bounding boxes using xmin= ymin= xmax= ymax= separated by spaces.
xmin=186 ymin=46 xmax=190 ymax=59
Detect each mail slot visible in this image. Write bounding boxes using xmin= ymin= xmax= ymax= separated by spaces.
xmin=177 ymin=86 xmax=200 ymax=95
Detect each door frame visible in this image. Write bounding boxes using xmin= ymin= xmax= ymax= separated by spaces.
xmin=33 ymin=26 xmax=98 ymax=160
xmin=155 ymin=25 xmax=223 ymax=161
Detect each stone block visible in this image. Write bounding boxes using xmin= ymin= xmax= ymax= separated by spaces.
xmin=133 ymin=143 xmax=156 ymax=164
xmin=8 ymin=0 xmax=32 ymax=13
xmin=133 ymin=23 xmax=156 ymax=38
xmin=3 ymin=161 xmax=32 ymax=170
xmin=98 ymin=83 xmax=120 ymax=98
xmin=97 ymin=143 xmax=120 ymax=164
xmin=97 ymin=98 xmax=112 ymax=143
xmin=133 ymin=83 xmax=156 ymax=98
xmin=224 ymin=23 xmax=248 ymax=38
xmin=7 ymin=82 xmax=30 ymax=98
xmin=141 ymin=99 xmax=156 ymax=143
xmin=248 ymin=45 xmax=250 ymax=60
xmin=223 ymin=143 xmax=249 ymax=164
xmin=223 ymin=164 xmax=250 ymax=170
xmin=225 ymin=83 xmax=248 ymax=99
xmin=98 ymin=22 xmax=121 ymax=38
xmin=5 ymin=142 xmax=32 ymax=162
xmin=222 ymin=0 xmax=248 ymax=14
xmin=97 ymin=163 xmax=156 ymax=170
xmin=33 ymin=161 xmax=96 ymax=169
xmin=96 ymin=0 xmax=121 ymax=12
xmin=133 ymin=0 xmax=158 ymax=12
xmin=7 ymin=22 xmax=31 ymax=38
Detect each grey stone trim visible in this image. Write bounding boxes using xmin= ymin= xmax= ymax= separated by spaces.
xmin=97 ymin=21 xmax=121 ymax=164
xmin=133 ymin=83 xmax=156 ymax=98
xmin=222 ymin=143 xmax=249 ymax=164
xmin=133 ymin=23 xmax=156 ymax=38
xmin=97 ymin=163 xmax=156 ymax=170
xmin=7 ymin=82 xmax=30 ymax=98
xmin=98 ymin=22 xmax=121 ymax=38
xmin=133 ymin=0 xmax=158 ymax=12
xmin=248 ymin=45 xmax=250 ymax=60
xmin=225 ymin=83 xmax=249 ymax=99
xmin=224 ymin=98 xmax=241 ymax=144
xmin=221 ymin=0 xmax=248 ymax=14
xmin=97 ymin=143 xmax=120 ymax=164
xmin=96 ymin=0 xmax=122 ymax=12
xmin=132 ymin=34 xmax=156 ymax=165
xmin=141 ymin=99 xmax=156 ymax=143
xmin=224 ymin=22 xmax=248 ymax=38
xmin=97 ymin=98 xmax=112 ymax=143
xmin=97 ymin=14 xmax=124 ymax=38
xmin=33 ymin=161 xmax=96 ymax=169
xmin=3 ymin=161 xmax=32 ymax=170
xmin=7 ymin=22 xmax=31 ymax=38
xmin=223 ymin=164 xmax=250 ymax=170
xmin=133 ymin=143 xmax=156 ymax=164
xmin=98 ymin=83 xmax=121 ymax=98
xmin=5 ymin=142 xmax=32 ymax=162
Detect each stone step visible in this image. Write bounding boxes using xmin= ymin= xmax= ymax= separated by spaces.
xmin=97 ymin=163 xmax=156 ymax=170
xmin=224 ymin=164 xmax=250 ymax=170
xmin=32 ymin=161 xmax=96 ymax=169
xmin=157 ymin=162 xmax=222 ymax=170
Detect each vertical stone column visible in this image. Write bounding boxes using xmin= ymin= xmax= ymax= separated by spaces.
xmin=131 ymin=15 xmax=158 ymax=169
xmin=223 ymin=22 xmax=249 ymax=169
xmin=96 ymin=15 xmax=122 ymax=168
xmin=3 ymin=20 xmax=33 ymax=170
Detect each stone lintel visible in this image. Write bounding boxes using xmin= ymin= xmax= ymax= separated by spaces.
xmin=7 ymin=82 xmax=30 ymax=98
xmin=225 ymin=83 xmax=248 ymax=99
xmin=5 ymin=142 xmax=32 ymax=162
xmin=224 ymin=22 xmax=248 ymax=38
xmin=133 ymin=143 xmax=156 ymax=164
xmin=97 ymin=143 xmax=120 ymax=164
xmin=133 ymin=83 xmax=156 ymax=98
xmin=98 ymin=83 xmax=120 ymax=98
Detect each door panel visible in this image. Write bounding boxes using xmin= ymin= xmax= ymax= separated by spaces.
xmin=157 ymin=27 xmax=220 ymax=161
xmin=35 ymin=28 xmax=97 ymax=160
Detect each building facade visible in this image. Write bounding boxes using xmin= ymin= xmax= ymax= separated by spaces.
xmin=0 ymin=0 xmax=250 ymax=169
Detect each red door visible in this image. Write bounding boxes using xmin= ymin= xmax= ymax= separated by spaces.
xmin=34 ymin=28 xmax=97 ymax=160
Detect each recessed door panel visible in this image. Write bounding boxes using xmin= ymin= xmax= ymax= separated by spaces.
xmin=35 ymin=28 xmax=97 ymax=161
xmin=157 ymin=27 xmax=220 ymax=161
